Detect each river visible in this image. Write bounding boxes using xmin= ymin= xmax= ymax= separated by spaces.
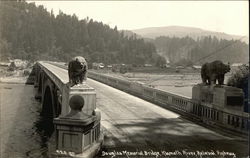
xmin=0 ymin=83 xmax=55 ymax=158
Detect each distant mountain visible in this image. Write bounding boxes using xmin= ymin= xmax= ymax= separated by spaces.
xmin=119 ymin=30 xmax=155 ymax=43
xmin=120 ymin=30 xmax=141 ymax=38
xmin=153 ymin=35 xmax=249 ymax=65
xmin=132 ymin=26 xmax=248 ymax=43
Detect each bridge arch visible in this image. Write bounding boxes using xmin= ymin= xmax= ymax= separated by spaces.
xmin=41 ymin=76 xmax=61 ymax=118
xmin=37 ymin=73 xmax=62 ymax=138
xmin=37 ymin=85 xmax=56 ymax=138
xmin=42 ymin=85 xmax=55 ymax=119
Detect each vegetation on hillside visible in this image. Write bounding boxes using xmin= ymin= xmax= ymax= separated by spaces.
xmin=154 ymin=36 xmax=249 ymax=65
xmin=0 ymin=1 xmax=164 ymax=66
xmin=132 ymin=26 xmax=247 ymax=42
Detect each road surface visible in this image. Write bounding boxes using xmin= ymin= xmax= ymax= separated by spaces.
xmin=86 ymin=79 xmax=248 ymax=157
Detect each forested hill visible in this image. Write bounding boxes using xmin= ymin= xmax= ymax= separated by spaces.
xmin=132 ymin=26 xmax=249 ymax=65
xmin=132 ymin=26 xmax=248 ymax=43
xmin=154 ymin=36 xmax=249 ymax=65
xmin=0 ymin=1 xmax=162 ymax=66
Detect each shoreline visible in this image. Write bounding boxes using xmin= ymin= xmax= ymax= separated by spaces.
xmin=0 ymin=76 xmax=29 ymax=84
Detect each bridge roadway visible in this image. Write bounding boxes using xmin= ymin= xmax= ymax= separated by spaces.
xmin=45 ymin=63 xmax=248 ymax=156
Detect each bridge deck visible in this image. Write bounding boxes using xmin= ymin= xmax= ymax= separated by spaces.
xmin=43 ymin=63 xmax=248 ymax=156
xmin=87 ymin=79 xmax=247 ymax=154
xmin=40 ymin=62 xmax=69 ymax=84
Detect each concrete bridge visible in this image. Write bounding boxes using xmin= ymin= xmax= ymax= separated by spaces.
xmin=33 ymin=61 xmax=249 ymax=157
xmin=33 ymin=61 xmax=102 ymax=157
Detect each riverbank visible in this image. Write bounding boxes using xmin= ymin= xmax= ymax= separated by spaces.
xmin=0 ymin=76 xmax=28 ymax=84
xmin=0 ymin=67 xmax=32 ymax=84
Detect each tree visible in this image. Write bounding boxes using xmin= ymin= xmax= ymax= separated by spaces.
xmin=227 ymin=64 xmax=249 ymax=89
xmin=0 ymin=1 xmax=161 ymax=66
xmin=227 ymin=64 xmax=249 ymax=112
xmin=155 ymin=56 xmax=166 ymax=67
xmin=0 ymin=39 xmax=11 ymax=61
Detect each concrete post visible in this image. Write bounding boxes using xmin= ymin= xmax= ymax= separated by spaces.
xmin=53 ymin=85 xmax=103 ymax=158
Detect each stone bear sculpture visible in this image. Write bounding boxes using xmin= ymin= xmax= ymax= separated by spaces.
xmin=201 ymin=60 xmax=230 ymax=85
xmin=68 ymin=56 xmax=87 ymax=86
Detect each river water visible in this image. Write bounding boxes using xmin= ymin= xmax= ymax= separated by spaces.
xmin=0 ymin=83 xmax=55 ymax=158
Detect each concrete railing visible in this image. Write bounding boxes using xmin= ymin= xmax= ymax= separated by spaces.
xmin=37 ymin=61 xmax=66 ymax=90
xmin=88 ymin=71 xmax=249 ymax=135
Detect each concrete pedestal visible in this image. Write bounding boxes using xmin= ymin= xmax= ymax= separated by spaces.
xmin=53 ymin=82 xmax=103 ymax=158
xmin=192 ymin=84 xmax=213 ymax=103
xmin=61 ymin=83 xmax=96 ymax=117
xmin=192 ymin=84 xmax=244 ymax=110
xmin=69 ymin=83 xmax=96 ymax=115
xmin=53 ymin=111 xmax=102 ymax=158
xmin=213 ymin=85 xmax=244 ymax=110
xmin=54 ymin=111 xmax=101 ymax=150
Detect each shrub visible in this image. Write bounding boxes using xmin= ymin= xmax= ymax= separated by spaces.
xmin=227 ymin=64 xmax=249 ymax=89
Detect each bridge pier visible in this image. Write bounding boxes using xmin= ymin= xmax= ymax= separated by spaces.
xmin=35 ymin=71 xmax=44 ymax=100
xmin=33 ymin=64 xmax=39 ymax=88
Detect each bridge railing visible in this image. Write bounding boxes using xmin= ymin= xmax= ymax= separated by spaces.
xmin=88 ymin=70 xmax=249 ymax=134
xmin=36 ymin=61 xmax=66 ymax=88
xmin=36 ymin=61 xmax=71 ymax=115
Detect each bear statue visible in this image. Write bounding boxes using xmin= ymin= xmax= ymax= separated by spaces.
xmin=201 ymin=60 xmax=230 ymax=85
xmin=68 ymin=56 xmax=88 ymax=86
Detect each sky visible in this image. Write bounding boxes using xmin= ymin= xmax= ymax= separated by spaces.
xmin=29 ymin=1 xmax=249 ymax=36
